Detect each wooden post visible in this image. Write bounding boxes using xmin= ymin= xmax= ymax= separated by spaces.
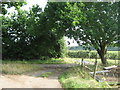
xmin=89 ymin=52 xmax=91 ymax=61
xmin=115 ymin=58 xmax=116 ymax=64
xmin=93 ymin=54 xmax=98 ymax=79
xmin=81 ymin=58 xmax=84 ymax=70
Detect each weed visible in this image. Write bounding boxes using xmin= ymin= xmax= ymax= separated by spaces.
xmin=59 ymin=67 xmax=110 ymax=88
xmin=39 ymin=72 xmax=53 ymax=78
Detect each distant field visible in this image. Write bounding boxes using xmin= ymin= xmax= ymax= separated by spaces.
xmin=68 ymin=50 xmax=119 ymax=53
xmin=68 ymin=46 xmax=120 ymax=51
xmin=67 ymin=50 xmax=119 ymax=60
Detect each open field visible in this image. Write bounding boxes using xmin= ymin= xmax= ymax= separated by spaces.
xmin=68 ymin=50 xmax=119 ymax=53
xmin=63 ymin=58 xmax=119 ymax=66
xmin=67 ymin=50 xmax=120 ymax=60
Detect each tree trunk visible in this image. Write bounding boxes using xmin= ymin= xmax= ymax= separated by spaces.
xmin=97 ymin=46 xmax=107 ymax=65
xmin=98 ymin=51 xmax=107 ymax=65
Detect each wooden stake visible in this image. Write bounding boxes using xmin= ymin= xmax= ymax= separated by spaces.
xmin=81 ymin=58 xmax=84 ymax=70
xmin=93 ymin=54 xmax=98 ymax=79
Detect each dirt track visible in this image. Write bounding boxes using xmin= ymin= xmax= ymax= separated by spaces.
xmin=0 ymin=74 xmax=62 ymax=88
xmin=0 ymin=64 xmax=78 ymax=89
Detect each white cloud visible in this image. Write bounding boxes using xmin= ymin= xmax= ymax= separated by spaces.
xmin=64 ymin=37 xmax=78 ymax=47
xmin=21 ymin=0 xmax=47 ymax=10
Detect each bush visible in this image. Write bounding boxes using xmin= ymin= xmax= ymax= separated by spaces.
xmin=107 ymin=52 xmax=119 ymax=60
xmin=68 ymin=51 xmax=89 ymax=58
xmin=67 ymin=50 xmax=119 ymax=60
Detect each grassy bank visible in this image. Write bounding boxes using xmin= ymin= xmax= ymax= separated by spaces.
xmin=2 ymin=64 xmax=41 ymax=75
xmin=59 ymin=67 xmax=110 ymax=88
xmin=58 ymin=58 xmax=119 ymax=88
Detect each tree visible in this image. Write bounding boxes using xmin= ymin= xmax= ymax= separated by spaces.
xmin=2 ymin=4 xmax=66 ymax=60
xmin=44 ymin=2 xmax=119 ymax=65
xmin=27 ymin=5 xmax=66 ymax=59
xmin=1 ymin=1 xmax=26 ymax=15
xmin=67 ymin=2 xmax=119 ymax=65
xmin=2 ymin=9 xmax=33 ymax=59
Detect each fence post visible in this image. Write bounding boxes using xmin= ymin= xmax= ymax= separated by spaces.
xmin=93 ymin=55 xmax=98 ymax=79
xmin=81 ymin=58 xmax=84 ymax=70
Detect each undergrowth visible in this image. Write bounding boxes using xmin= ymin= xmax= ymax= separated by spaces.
xmin=59 ymin=67 xmax=111 ymax=88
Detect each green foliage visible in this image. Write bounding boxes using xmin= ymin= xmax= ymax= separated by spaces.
xmin=107 ymin=52 xmax=119 ymax=60
xmin=59 ymin=67 xmax=110 ymax=88
xmin=39 ymin=72 xmax=53 ymax=78
xmin=68 ymin=50 xmax=99 ymax=59
xmin=65 ymin=2 xmax=119 ymax=64
xmin=46 ymin=2 xmax=119 ymax=64
xmin=68 ymin=46 xmax=120 ymax=51
xmin=2 ymin=58 xmax=66 ymax=64
xmin=2 ymin=4 xmax=66 ymax=60
xmin=1 ymin=1 xmax=27 ymax=15
xmin=67 ymin=50 xmax=120 ymax=60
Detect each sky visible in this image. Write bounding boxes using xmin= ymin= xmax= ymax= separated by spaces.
xmin=21 ymin=0 xmax=48 ymax=11
xmin=8 ymin=0 xmax=78 ymax=47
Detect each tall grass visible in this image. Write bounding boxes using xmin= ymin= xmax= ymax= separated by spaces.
xmin=59 ymin=67 xmax=110 ymax=88
xmin=2 ymin=64 xmax=41 ymax=75
xmin=1 ymin=58 xmax=73 ymax=75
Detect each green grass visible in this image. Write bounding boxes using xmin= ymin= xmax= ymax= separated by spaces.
xmin=39 ymin=72 xmax=53 ymax=78
xmin=2 ymin=58 xmax=68 ymax=64
xmin=65 ymin=57 xmax=119 ymax=64
xmin=108 ymin=81 xmax=120 ymax=85
xmin=65 ymin=58 xmax=119 ymax=71
xmin=1 ymin=58 xmax=74 ymax=75
xmin=2 ymin=58 xmax=118 ymax=75
xmin=59 ymin=67 xmax=111 ymax=88
xmin=2 ymin=64 xmax=41 ymax=75
xmin=83 ymin=58 xmax=119 ymax=66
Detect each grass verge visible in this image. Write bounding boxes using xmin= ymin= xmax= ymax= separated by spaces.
xmin=2 ymin=64 xmax=41 ymax=75
xmin=59 ymin=67 xmax=111 ymax=88
xmin=2 ymin=58 xmax=68 ymax=64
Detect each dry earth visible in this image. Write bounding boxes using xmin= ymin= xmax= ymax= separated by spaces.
xmin=0 ymin=64 xmax=78 ymax=89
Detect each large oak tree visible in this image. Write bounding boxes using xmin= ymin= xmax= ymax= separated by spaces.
xmin=44 ymin=2 xmax=119 ymax=65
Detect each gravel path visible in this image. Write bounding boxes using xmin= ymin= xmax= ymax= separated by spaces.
xmin=0 ymin=64 xmax=78 ymax=89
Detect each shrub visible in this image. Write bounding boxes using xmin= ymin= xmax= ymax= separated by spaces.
xmin=107 ymin=52 xmax=119 ymax=60
xmin=67 ymin=50 xmax=119 ymax=60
